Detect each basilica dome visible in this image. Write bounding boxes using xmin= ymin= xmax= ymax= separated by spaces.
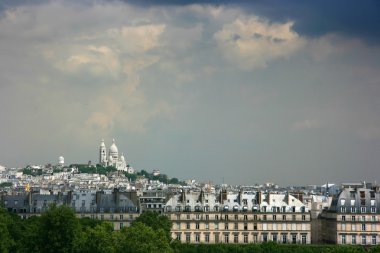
xmin=109 ymin=139 xmax=119 ymax=157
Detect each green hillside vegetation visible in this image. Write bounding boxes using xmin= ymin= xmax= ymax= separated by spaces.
xmin=21 ymin=164 xmax=185 ymax=185
xmin=135 ymin=169 xmax=185 ymax=185
xmin=75 ymin=164 xmax=117 ymax=175
xmin=1 ymin=206 xmax=380 ymax=253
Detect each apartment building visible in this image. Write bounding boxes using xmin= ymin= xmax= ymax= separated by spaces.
xmin=1 ymin=188 xmax=140 ymax=230
xmin=165 ymin=189 xmax=311 ymax=244
xmin=320 ymin=185 xmax=380 ymax=245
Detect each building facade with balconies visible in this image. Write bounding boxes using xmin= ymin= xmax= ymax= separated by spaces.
xmin=165 ymin=189 xmax=311 ymax=244
xmin=320 ymin=185 xmax=380 ymax=245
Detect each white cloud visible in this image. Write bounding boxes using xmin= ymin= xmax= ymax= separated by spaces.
xmin=214 ymin=16 xmax=305 ymax=69
xmin=107 ymin=24 xmax=166 ymax=53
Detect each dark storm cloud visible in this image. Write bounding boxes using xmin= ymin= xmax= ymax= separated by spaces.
xmin=121 ymin=0 xmax=380 ymax=43
xmin=1 ymin=0 xmax=380 ymax=185
xmin=0 ymin=0 xmax=48 ymax=12
xmin=3 ymin=0 xmax=379 ymax=42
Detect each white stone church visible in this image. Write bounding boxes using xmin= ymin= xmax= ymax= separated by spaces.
xmin=99 ymin=139 xmax=134 ymax=174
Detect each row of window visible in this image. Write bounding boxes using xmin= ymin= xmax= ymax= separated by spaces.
xmin=177 ymin=233 xmax=308 ymax=244
xmin=340 ymin=223 xmax=378 ymax=232
xmin=82 ymin=214 xmax=135 ymax=220
xmin=176 ymin=214 xmax=308 ymax=221
xmin=177 ymin=222 xmax=308 ymax=231
xmin=168 ymin=205 xmax=306 ymax=213
xmin=340 ymin=206 xmax=377 ymax=213
xmin=341 ymin=215 xmax=377 ymax=222
xmin=340 ymin=234 xmax=377 ymax=245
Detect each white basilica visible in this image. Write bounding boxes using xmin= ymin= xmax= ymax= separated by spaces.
xmin=99 ymin=139 xmax=134 ymax=173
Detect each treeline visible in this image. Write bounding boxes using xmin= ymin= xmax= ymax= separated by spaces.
xmin=1 ymin=206 xmax=380 ymax=253
xmin=75 ymin=164 xmax=117 ymax=175
xmin=0 ymin=206 xmax=172 ymax=253
xmin=136 ymin=170 xmax=185 ymax=185
xmin=172 ymin=243 xmax=380 ymax=253
xmin=21 ymin=165 xmax=185 ymax=185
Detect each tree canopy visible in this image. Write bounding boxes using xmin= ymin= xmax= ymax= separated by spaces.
xmin=0 ymin=205 xmax=379 ymax=253
xmin=133 ymin=211 xmax=172 ymax=241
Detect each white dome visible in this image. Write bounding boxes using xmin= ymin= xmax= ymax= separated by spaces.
xmin=109 ymin=139 xmax=118 ymax=154
xmin=100 ymin=139 xmax=106 ymax=148
xmin=58 ymin=156 xmax=64 ymax=165
xmin=120 ymin=153 xmax=125 ymax=162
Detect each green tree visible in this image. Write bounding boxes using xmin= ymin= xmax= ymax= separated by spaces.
xmin=18 ymin=216 xmax=41 ymax=253
xmin=133 ymin=211 xmax=172 ymax=241
xmin=79 ymin=217 xmax=103 ymax=229
xmin=116 ymin=222 xmax=172 ymax=253
xmin=0 ymin=222 xmax=14 ymax=253
xmin=39 ymin=204 xmax=82 ymax=253
xmin=0 ymin=208 xmax=16 ymax=253
xmin=79 ymin=222 xmax=116 ymax=253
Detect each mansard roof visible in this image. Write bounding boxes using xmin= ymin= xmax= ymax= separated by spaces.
xmin=331 ymin=187 xmax=380 ymax=213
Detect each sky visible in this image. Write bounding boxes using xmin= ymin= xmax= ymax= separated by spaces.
xmin=0 ymin=0 xmax=380 ymax=186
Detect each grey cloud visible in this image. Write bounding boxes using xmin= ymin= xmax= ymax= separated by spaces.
xmin=0 ymin=1 xmax=380 ymax=186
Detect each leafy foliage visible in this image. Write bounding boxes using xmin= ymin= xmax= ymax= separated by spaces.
xmin=135 ymin=169 xmax=185 ymax=185
xmin=133 ymin=210 xmax=173 ymax=241
xmin=0 ymin=182 xmax=12 ymax=188
xmin=116 ymin=222 xmax=172 ymax=253
xmin=0 ymin=205 xmax=378 ymax=253
xmin=75 ymin=164 xmax=117 ymax=175
xmin=22 ymin=167 xmax=43 ymax=176
xmin=78 ymin=222 xmax=116 ymax=253
xmin=39 ymin=204 xmax=82 ymax=253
